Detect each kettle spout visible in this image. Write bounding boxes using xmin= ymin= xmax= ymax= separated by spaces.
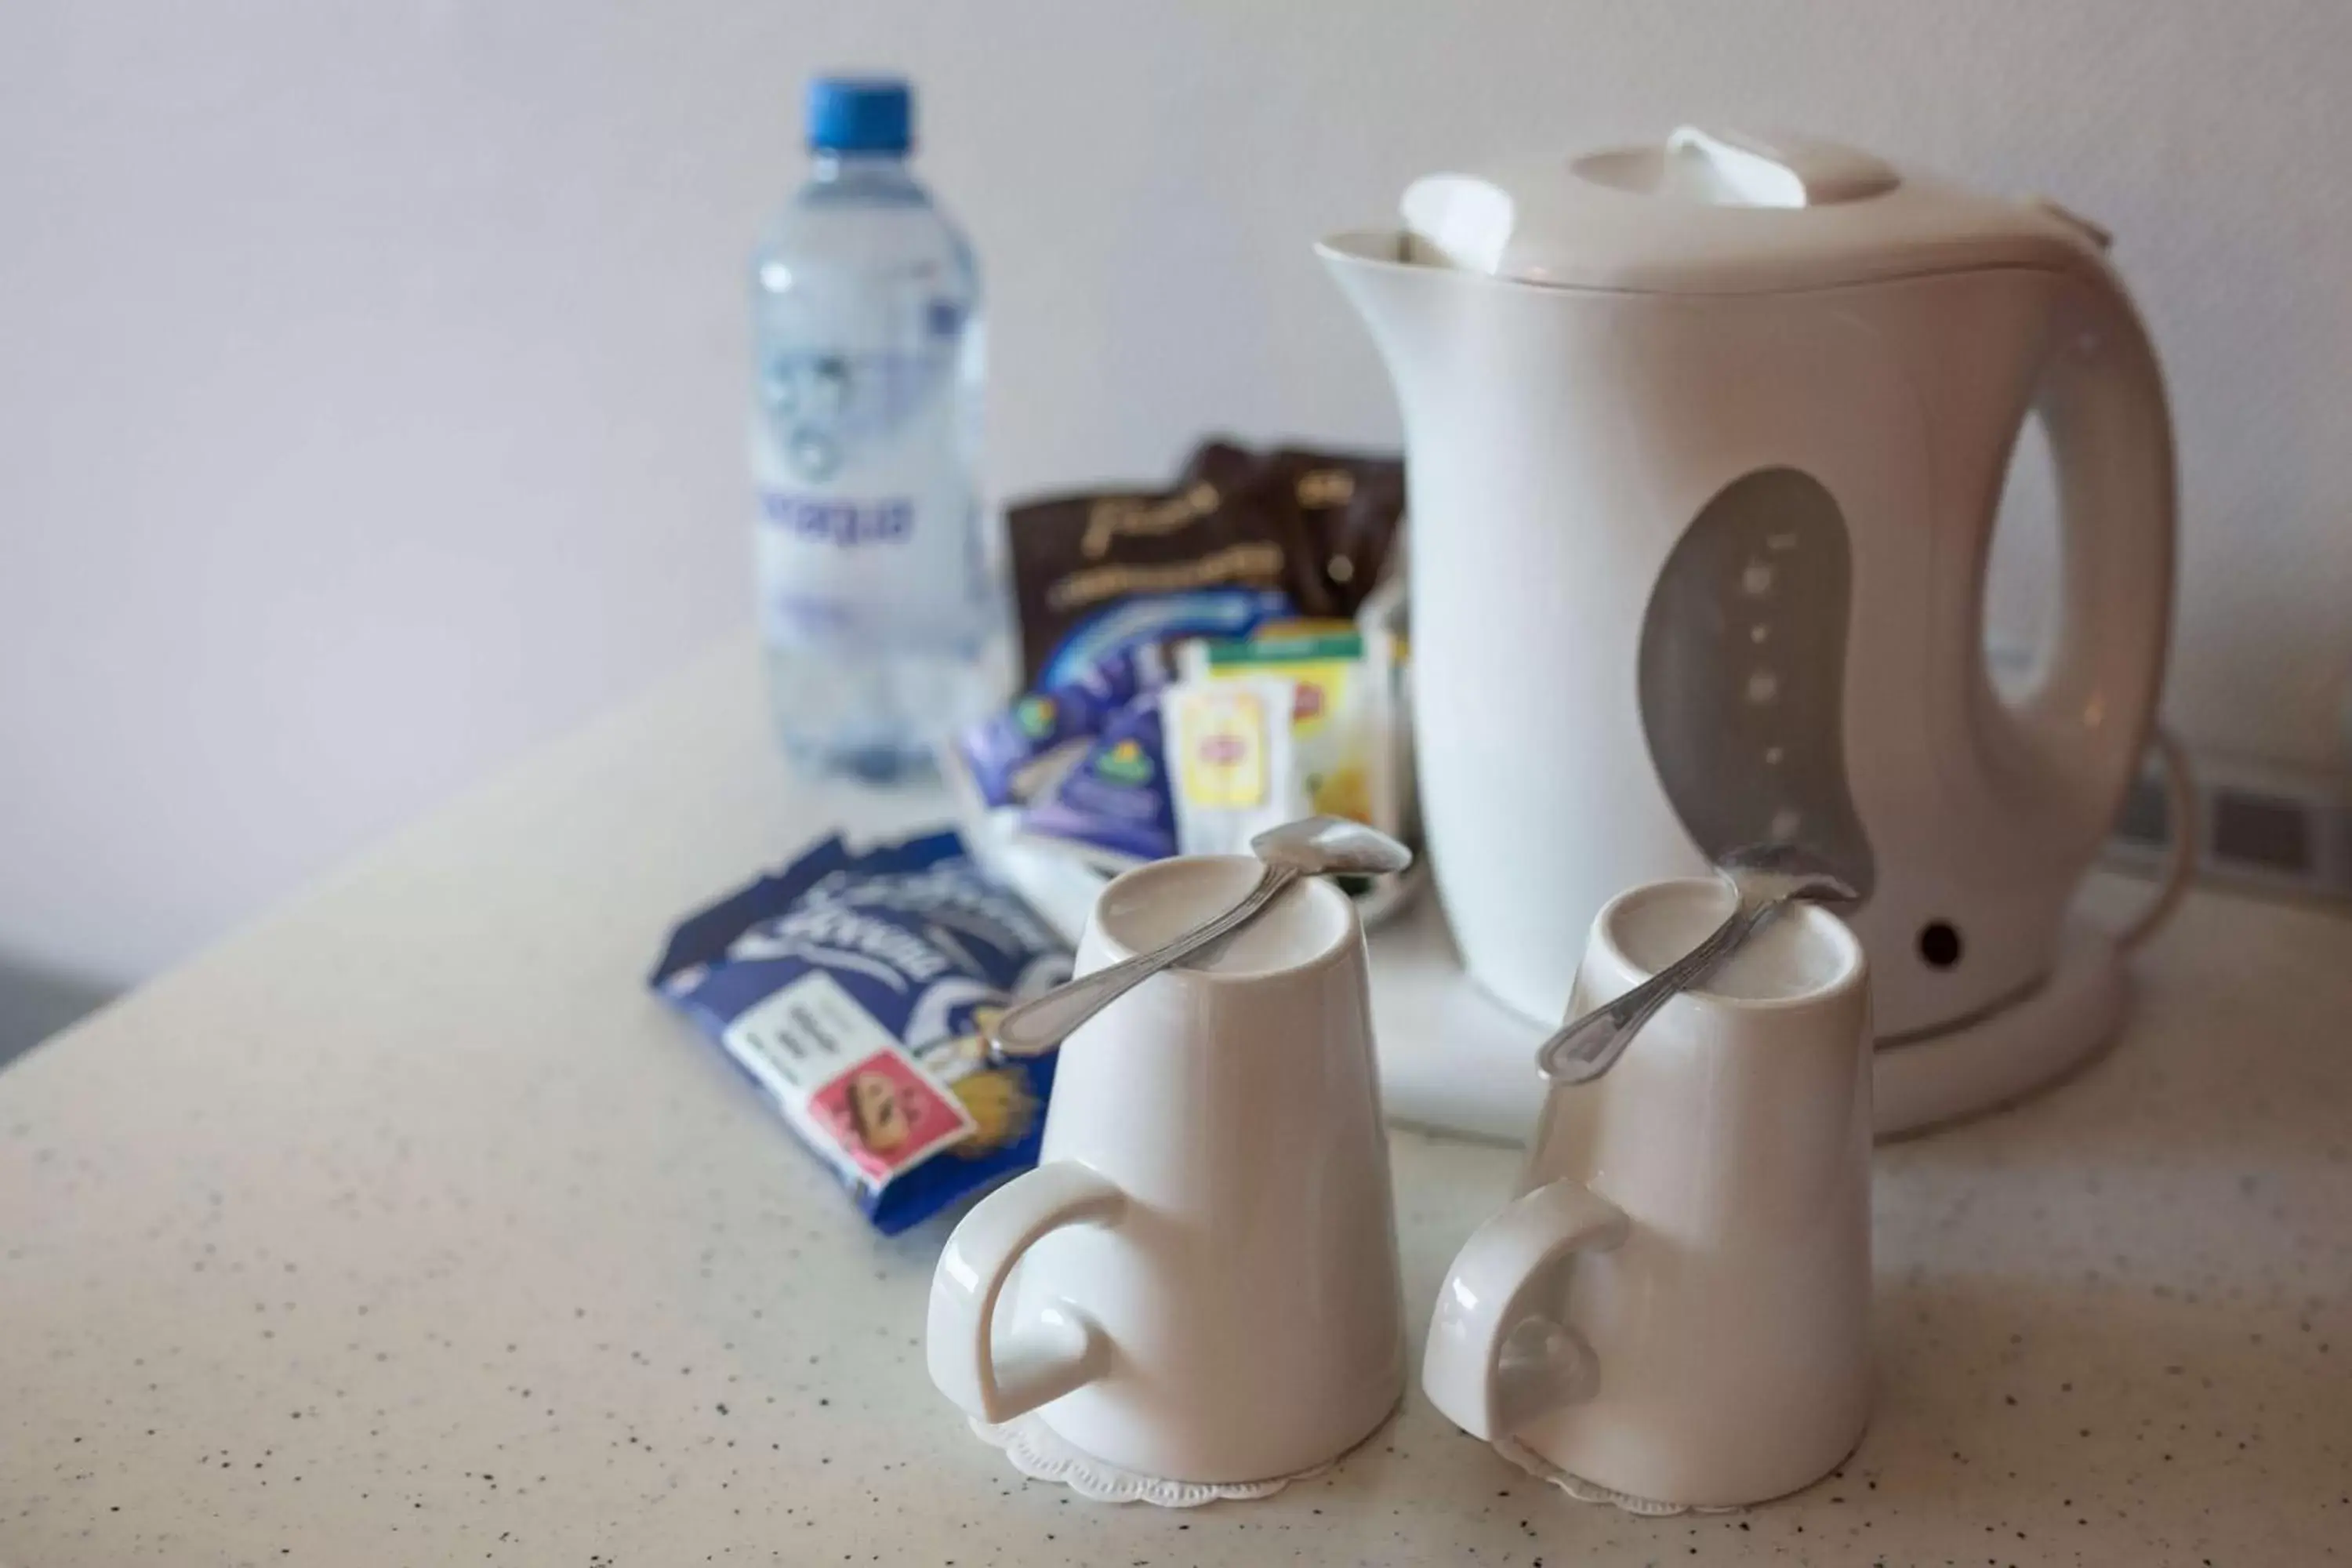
xmin=1317 ymin=230 xmax=1453 ymax=397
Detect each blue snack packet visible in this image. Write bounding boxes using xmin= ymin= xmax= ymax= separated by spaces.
xmin=650 ymin=829 xmax=1073 ymax=1234
xmin=1017 ymin=689 xmax=1179 ymax=869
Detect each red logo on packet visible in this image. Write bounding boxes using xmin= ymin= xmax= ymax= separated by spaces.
xmin=808 ymin=1049 xmax=971 ymax=1180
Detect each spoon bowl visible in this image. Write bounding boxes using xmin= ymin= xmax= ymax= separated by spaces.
xmin=1252 ymin=815 xmax=1417 ymax=879
xmin=1712 ymin=840 xmax=1859 ymax=910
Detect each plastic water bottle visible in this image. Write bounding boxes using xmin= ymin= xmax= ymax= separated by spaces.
xmin=750 ymin=75 xmax=998 ymax=782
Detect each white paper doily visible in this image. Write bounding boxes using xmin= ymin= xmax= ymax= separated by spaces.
xmin=969 ymin=1406 xmax=1389 ymax=1507
xmin=1494 ymin=1435 xmax=1737 ymax=1518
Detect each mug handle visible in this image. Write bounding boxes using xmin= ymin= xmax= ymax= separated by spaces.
xmin=1422 ymin=1178 xmax=1629 ymax=1441
xmin=927 ymin=1161 xmax=1128 ymax=1423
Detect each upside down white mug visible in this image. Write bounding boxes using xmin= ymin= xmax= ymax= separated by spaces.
xmin=1424 ymin=878 xmax=1875 ymax=1508
xmin=927 ymin=855 xmax=1406 ymax=1484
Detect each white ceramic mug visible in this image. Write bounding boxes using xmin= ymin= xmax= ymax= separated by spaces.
xmin=927 ymin=855 xmax=1406 ymax=1484
xmin=1424 ymin=878 xmax=1874 ymax=1508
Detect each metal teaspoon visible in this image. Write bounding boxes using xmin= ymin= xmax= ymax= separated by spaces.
xmin=989 ymin=815 xmax=1414 ymax=1058
xmin=1534 ymin=842 xmax=1858 ymax=1085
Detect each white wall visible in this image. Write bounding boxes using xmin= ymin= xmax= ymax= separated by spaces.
xmin=4 ymin=0 xmax=2349 ymax=985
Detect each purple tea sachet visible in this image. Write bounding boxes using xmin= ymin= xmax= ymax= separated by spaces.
xmin=1016 ymin=690 xmax=1179 ymax=870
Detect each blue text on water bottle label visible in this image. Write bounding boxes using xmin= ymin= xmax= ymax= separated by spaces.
xmin=760 ymin=491 xmax=915 ymax=548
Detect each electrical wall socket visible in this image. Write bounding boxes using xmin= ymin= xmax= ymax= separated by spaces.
xmin=2104 ymin=749 xmax=2352 ymax=903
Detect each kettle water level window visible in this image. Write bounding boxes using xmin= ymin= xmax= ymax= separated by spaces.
xmin=1638 ymin=468 xmax=1876 ymax=905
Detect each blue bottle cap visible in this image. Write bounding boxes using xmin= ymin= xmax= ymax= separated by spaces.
xmin=806 ymin=76 xmax=913 ymax=154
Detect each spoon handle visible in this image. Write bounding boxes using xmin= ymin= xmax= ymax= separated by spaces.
xmin=1534 ymin=901 xmax=1769 ymax=1083
xmin=990 ymin=866 xmax=1300 ymax=1058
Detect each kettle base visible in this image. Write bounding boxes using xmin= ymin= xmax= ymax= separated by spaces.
xmin=1368 ymin=898 xmax=2125 ymax=1144
xmin=1867 ymin=924 xmax=2124 ymax=1137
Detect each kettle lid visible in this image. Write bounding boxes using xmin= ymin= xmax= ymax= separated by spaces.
xmin=1402 ymin=126 xmax=2107 ymax=293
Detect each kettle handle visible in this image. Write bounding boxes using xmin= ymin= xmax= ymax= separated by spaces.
xmin=2016 ymin=261 xmax=2176 ymax=844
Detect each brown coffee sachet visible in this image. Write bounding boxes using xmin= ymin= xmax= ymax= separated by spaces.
xmin=1260 ymin=445 xmax=1406 ymax=619
xmin=1005 ymin=448 xmax=1316 ymax=687
xmin=1002 ymin=438 xmax=1406 ymax=687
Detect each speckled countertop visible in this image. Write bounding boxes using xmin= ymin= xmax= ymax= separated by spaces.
xmin=5 ymin=643 xmax=2349 ymax=1566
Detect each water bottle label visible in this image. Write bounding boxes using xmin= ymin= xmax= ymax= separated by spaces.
xmin=760 ymin=492 xmax=914 ymax=547
xmin=751 ymin=344 xmax=979 ymax=646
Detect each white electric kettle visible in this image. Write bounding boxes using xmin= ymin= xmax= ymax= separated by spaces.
xmin=1322 ymin=128 xmax=2174 ymax=1118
